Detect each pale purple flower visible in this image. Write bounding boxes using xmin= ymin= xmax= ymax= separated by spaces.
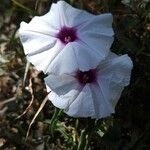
xmin=19 ymin=1 xmax=114 ymax=73
xmin=45 ymin=52 xmax=133 ymax=118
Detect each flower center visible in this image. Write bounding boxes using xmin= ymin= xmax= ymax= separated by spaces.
xmin=64 ymin=36 xmax=71 ymax=43
xmin=76 ymin=69 xmax=97 ymax=85
xmin=57 ymin=27 xmax=78 ymax=44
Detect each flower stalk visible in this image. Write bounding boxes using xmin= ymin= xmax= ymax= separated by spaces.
xmin=77 ymin=118 xmax=96 ymax=150
xmin=77 ymin=129 xmax=88 ymax=150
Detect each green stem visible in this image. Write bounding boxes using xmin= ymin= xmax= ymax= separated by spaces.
xmin=77 ymin=118 xmax=95 ymax=150
xmin=11 ymin=0 xmax=37 ymax=15
xmin=77 ymin=129 xmax=88 ymax=150
xmin=50 ymin=108 xmax=62 ymax=136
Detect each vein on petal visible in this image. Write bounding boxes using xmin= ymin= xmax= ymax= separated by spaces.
xmin=27 ymin=39 xmax=57 ymax=56
xmin=96 ymin=79 xmax=114 ymax=113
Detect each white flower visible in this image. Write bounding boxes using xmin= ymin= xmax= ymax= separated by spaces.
xmin=44 ymin=52 xmax=133 ymax=119
xmin=19 ymin=1 xmax=114 ymax=74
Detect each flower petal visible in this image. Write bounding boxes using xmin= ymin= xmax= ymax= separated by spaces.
xmin=19 ymin=2 xmax=65 ymax=55
xmin=56 ymin=1 xmax=93 ymax=27
xmin=45 ymin=42 xmax=79 ymax=75
xmin=46 ymin=41 xmax=103 ymax=74
xmin=26 ymin=40 xmax=63 ymax=73
xmin=78 ymin=13 xmax=114 ymax=61
xmin=20 ymin=2 xmax=61 ymax=32
xmin=44 ymin=73 xmax=79 ymax=96
xmin=97 ymin=53 xmax=133 ymax=109
xmin=90 ymin=83 xmax=114 ymax=118
xmin=19 ymin=22 xmax=57 ymax=55
xmin=65 ymin=84 xmax=95 ymax=117
xmin=47 ymin=90 xmax=80 ymax=110
xmin=73 ymin=41 xmax=105 ymax=71
xmin=99 ymin=53 xmax=133 ymax=86
xmin=79 ymin=33 xmax=113 ymax=60
xmin=79 ymin=13 xmax=114 ymax=34
xmin=45 ymin=73 xmax=82 ymax=110
xmin=97 ymin=76 xmax=124 ymax=110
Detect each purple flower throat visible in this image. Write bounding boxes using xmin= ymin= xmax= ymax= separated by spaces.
xmin=76 ymin=69 xmax=97 ymax=85
xmin=57 ymin=26 xmax=78 ymax=44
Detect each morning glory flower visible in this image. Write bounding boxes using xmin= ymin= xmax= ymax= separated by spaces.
xmin=19 ymin=1 xmax=114 ymax=73
xmin=44 ymin=52 xmax=133 ymax=118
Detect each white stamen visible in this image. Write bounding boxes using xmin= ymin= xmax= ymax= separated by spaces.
xmin=65 ymin=36 xmax=71 ymax=43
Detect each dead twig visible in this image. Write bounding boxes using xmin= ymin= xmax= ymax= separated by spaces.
xmin=23 ymin=61 xmax=30 ymax=87
xmin=0 ymin=107 xmax=8 ymax=116
xmin=16 ymin=78 xmax=34 ymax=119
xmin=0 ymin=97 xmax=16 ymax=106
xmin=26 ymin=95 xmax=48 ymax=140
